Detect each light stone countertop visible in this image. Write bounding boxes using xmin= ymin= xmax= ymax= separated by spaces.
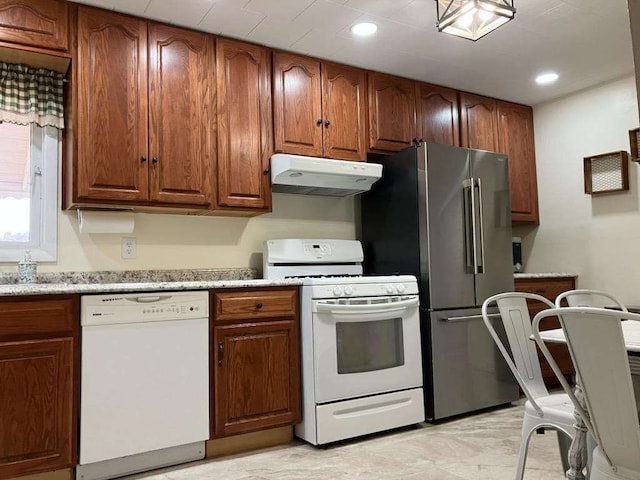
xmin=514 ymin=272 xmax=578 ymax=279
xmin=0 ymin=268 xmax=302 ymax=297
xmin=0 ymin=278 xmax=303 ymax=297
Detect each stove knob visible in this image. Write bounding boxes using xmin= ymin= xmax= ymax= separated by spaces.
xmin=344 ymin=286 xmax=353 ymax=296
xmin=397 ymin=284 xmax=406 ymax=293
xmin=386 ymin=285 xmax=395 ymax=294
xmin=333 ymin=286 xmax=343 ymax=296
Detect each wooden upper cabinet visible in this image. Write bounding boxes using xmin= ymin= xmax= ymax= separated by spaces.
xmin=497 ymin=101 xmax=540 ymax=224
xmin=416 ymin=82 xmax=460 ymax=147
xmin=0 ymin=0 xmax=68 ymax=51
xmin=459 ymin=92 xmax=498 ymax=152
xmin=273 ymin=52 xmax=322 ymax=157
xmin=76 ymin=7 xmax=149 ymax=202
xmin=148 ymin=23 xmax=214 ymax=207
xmin=322 ymin=62 xmax=367 ymax=161
xmin=216 ymin=38 xmax=272 ymax=211
xmin=368 ymin=72 xmax=416 ymax=152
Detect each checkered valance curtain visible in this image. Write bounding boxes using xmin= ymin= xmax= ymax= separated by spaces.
xmin=0 ymin=62 xmax=64 ymax=130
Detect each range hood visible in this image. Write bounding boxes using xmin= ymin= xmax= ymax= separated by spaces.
xmin=270 ymin=154 xmax=382 ymax=197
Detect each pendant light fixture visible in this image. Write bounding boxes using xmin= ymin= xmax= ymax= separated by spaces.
xmin=435 ymin=0 xmax=516 ymax=41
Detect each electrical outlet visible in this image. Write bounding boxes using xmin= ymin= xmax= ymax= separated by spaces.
xmin=121 ymin=237 xmax=137 ymax=259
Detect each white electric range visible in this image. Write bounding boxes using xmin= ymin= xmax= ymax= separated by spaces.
xmin=264 ymin=239 xmax=425 ymax=445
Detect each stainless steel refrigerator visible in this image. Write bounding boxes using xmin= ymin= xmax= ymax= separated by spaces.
xmin=360 ymin=142 xmax=519 ymax=420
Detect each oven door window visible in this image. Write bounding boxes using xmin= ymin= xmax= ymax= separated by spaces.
xmin=336 ymin=317 xmax=404 ymax=374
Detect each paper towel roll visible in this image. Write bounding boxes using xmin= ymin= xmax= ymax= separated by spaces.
xmin=78 ymin=209 xmax=135 ymax=234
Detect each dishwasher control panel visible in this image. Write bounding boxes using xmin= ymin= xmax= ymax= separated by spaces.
xmin=81 ymin=291 xmax=209 ymax=326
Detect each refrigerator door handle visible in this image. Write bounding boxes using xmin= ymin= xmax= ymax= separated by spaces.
xmin=475 ymin=178 xmax=486 ymax=274
xmin=462 ymin=179 xmax=475 ymax=273
xmin=469 ymin=177 xmax=479 ymax=275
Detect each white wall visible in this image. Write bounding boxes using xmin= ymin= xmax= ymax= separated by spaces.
xmin=515 ymin=75 xmax=640 ymax=303
xmin=0 ymin=194 xmax=356 ymax=275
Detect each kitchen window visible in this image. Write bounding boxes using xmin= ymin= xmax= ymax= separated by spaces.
xmin=0 ymin=122 xmax=58 ymax=261
xmin=0 ymin=63 xmax=64 ymax=262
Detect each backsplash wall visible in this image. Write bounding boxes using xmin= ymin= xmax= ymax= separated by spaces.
xmin=0 ymin=194 xmax=356 ymax=275
xmin=514 ymin=75 xmax=640 ymax=303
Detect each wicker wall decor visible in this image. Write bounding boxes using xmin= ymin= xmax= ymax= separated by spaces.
xmin=629 ymin=128 xmax=640 ymax=162
xmin=583 ymin=151 xmax=629 ymax=195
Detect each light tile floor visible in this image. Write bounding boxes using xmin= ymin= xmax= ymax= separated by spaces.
xmin=124 ymin=404 xmax=567 ymax=480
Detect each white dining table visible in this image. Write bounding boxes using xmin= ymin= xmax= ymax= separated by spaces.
xmin=537 ymin=319 xmax=640 ymax=480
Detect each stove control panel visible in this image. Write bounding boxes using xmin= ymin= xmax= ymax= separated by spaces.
xmin=312 ymin=280 xmax=419 ymax=298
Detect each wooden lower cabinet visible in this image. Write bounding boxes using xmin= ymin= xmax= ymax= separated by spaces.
xmin=514 ymin=276 xmax=576 ymax=387
xmin=211 ymin=288 xmax=300 ymax=438
xmin=0 ymin=295 xmax=78 ymax=480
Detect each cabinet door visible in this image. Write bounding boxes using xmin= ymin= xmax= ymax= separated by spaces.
xmin=322 ymin=62 xmax=367 ymax=161
xmin=459 ymin=92 xmax=498 ymax=152
xmin=213 ymin=321 xmax=300 ymax=437
xmin=0 ymin=338 xmax=74 ymax=478
xmin=216 ymin=38 xmax=272 ymax=211
xmin=368 ymin=72 xmax=416 ymax=152
xmin=77 ymin=7 xmax=148 ymax=202
xmin=0 ymin=0 xmax=68 ymax=51
xmin=416 ymin=82 xmax=459 ymax=147
xmin=273 ymin=52 xmax=322 ymax=157
xmin=497 ymin=101 xmax=539 ymax=224
xmin=148 ymin=23 xmax=214 ymax=207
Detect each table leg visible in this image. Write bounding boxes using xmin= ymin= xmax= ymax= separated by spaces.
xmin=565 ymin=384 xmax=588 ymax=480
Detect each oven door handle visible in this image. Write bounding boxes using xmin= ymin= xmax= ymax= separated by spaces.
xmin=314 ymin=297 xmax=419 ymax=315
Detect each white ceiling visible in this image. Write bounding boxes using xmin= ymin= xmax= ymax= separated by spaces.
xmin=73 ymin=0 xmax=634 ymax=105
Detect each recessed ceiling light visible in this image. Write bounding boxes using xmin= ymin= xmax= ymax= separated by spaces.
xmin=351 ymin=22 xmax=378 ymax=36
xmin=535 ymin=72 xmax=559 ymax=85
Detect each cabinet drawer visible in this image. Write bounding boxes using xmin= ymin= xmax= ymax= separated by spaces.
xmin=0 ymin=296 xmax=77 ymax=340
xmin=515 ymin=277 xmax=575 ymax=303
xmin=0 ymin=0 xmax=69 ymax=51
xmin=213 ymin=288 xmax=297 ymax=322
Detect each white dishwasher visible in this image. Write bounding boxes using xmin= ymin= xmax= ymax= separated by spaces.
xmin=78 ymin=291 xmax=209 ymax=480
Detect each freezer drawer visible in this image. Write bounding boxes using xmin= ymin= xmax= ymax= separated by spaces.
xmin=428 ymin=307 xmax=519 ymax=420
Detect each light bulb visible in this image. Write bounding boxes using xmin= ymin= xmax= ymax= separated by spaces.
xmin=535 ymin=72 xmax=559 ymax=85
xmin=457 ymin=12 xmax=475 ymax=28
xmin=350 ymin=22 xmax=378 ymax=36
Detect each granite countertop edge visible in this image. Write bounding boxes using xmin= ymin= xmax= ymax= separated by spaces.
xmin=0 ymin=278 xmax=303 ymax=297
xmin=514 ymin=272 xmax=578 ymax=279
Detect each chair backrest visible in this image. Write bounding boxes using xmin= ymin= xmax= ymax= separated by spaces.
xmin=556 ymin=289 xmax=628 ymax=311
xmin=533 ymin=307 xmax=640 ymax=472
xmin=482 ymin=292 xmax=553 ymax=413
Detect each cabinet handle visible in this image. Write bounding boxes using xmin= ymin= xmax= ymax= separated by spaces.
xmin=152 ymin=157 xmax=159 ymax=164
xmin=412 ymin=138 xmax=418 ymax=145
xmin=324 ymin=120 xmax=330 ymax=127
xmin=316 ymin=119 xmax=323 ymax=126
xmin=256 ymin=303 xmax=263 ymax=309
xmin=141 ymin=156 xmax=147 ymax=163
xmin=218 ymin=343 xmax=223 ymax=366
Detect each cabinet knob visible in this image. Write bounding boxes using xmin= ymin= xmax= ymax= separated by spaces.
xmin=152 ymin=157 xmax=159 ymax=164
xmin=141 ymin=156 xmax=147 ymax=163
xmin=324 ymin=120 xmax=330 ymax=127
xmin=316 ymin=119 xmax=323 ymax=126
xmin=256 ymin=303 xmax=263 ymax=309
xmin=263 ymin=168 xmax=270 ymax=175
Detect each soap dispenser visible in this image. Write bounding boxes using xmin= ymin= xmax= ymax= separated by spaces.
xmin=18 ymin=250 xmax=37 ymax=284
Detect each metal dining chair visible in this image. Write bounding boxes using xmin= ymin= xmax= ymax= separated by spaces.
xmin=555 ymin=289 xmax=628 ymax=311
xmin=482 ymin=292 xmax=575 ymax=480
xmin=533 ymin=307 xmax=640 ymax=480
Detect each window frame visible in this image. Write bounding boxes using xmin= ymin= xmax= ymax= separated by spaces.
xmin=0 ymin=124 xmax=58 ymax=262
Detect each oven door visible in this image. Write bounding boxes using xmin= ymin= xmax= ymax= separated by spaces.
xmin=312 ymin=295 xmax=422 ymax=404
